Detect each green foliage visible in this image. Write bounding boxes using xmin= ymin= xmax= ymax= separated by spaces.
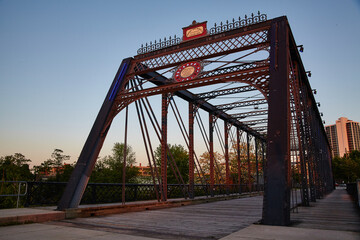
xmin=0 ymin=153 xmax=33 ymax=181
xmin=154 ymin=144 xmax=189 ymax=184
xmin=0 ymin=153 xmax=33 ymax=208
xmin=199 ymin=140 xmax=262 ymax=185
xmin=54 ymin=164 xmax=75 ymax=182
xmin=199 ymin=151 xmax=224 ymax=184
xmin=332 ymin=150 xmax=360 ymax=183
xmin=89 ymin=143 xmax=139 ymax=183
xmin=33 ymin=149 xmax=71 ymax=181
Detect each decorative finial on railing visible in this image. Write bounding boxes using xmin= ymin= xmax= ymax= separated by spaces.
xmin=137 ymin=34 xmax=181 ymax=55
xmin=209 ymin=11 xmax=267 ymax=35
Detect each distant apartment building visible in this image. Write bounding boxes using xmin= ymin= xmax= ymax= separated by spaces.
xmin=325 ymin=117 xmax=360 ymax=157
xmin=136 ymin=163 xmax=152 ymax=177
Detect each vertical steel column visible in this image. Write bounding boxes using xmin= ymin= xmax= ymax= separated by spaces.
xmin=301 ymin=91 xmax=316 ymax=202
xmin=209 ymin=113 xmax=215 ymax=197
xmin=315 ymin=122 xmax=324 ymax=198
xmin=262 ymin=17 xmax=291 ymax=226
xmin=224 ymin=122 xmax=230 ymax=195
xmin=262 ymin=141 xmax=266 ymax=176
xmin=189 ymin=102 xmax=195 ymax=199
xmin=299 ymin=130 xmax=310 ymax=206
xmin=57 ymin=58 xmax=132 ymax=210
xmin=255 ymin=138 xmax=259 ymax=191
xmin=293 ymin=63 xmax=310 ymax=206
xmin=237 ymin=128 xmax=242 ymax=194
xmin=161 ymin=93 xmax=169 ymax=201
xmin=307 ymin=106 xmax=316 ymax=202
xmin=122 ymin=106 xmax=128 ymax=205
xmin=326 ymin=144 xmax=334 ymax=192
xmin=247 ymin=133 xmax=251 ymax=192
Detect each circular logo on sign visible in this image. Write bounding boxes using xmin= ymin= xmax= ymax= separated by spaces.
xmin=174 ymin=61 xmax=202 ymax=82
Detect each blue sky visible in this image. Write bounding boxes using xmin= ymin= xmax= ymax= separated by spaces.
xmin=1 ymin=0 xmax=360 ymax=167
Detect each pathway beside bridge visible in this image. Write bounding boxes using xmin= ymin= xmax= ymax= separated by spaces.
xmin=0 ymin=189 xmax=359 ymax=239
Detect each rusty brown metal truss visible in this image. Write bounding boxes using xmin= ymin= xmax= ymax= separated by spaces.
xmin=58 ymin=14 xmax=333 ymax=227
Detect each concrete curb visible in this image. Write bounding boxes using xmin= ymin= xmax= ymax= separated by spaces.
xmin=65 ymin=192 xmax=262 ymax=218
xmin=0 ymin=192 xmax=262 ymax=225
xmin=0 ymin=210 xmax=65 ymax=226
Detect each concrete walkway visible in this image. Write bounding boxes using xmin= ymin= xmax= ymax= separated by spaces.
xmin=0 ymin=223 xmax=158 ymax=240
xmin=222 ymin=188 xmax=360 ymax=240
xmin=221 ymin=224 xmax=360 ymax=240
xmin=291 ymin=188 xmax=360 ymax=232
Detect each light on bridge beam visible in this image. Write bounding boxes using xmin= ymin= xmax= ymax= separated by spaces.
xmin=321 ymin=112 xmax=323 ymax=117
xmin=297 ymin=45 xmax=304 ymax=52
xmin=306 ymin=71 xmax=312 ymax=77
xmin=313 ymin=89 xmax=317 ymax=94
xmin=317 ymin=102 xmax=321 ymax=107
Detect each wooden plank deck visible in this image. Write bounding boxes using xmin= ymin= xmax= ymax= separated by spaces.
xmin=53 ymin=195 xmax=263 ymax=239
xmin=45 ymin=189 xmax=360 ymax=239
xmin=291 ymin=188 xmax=360 ymax=232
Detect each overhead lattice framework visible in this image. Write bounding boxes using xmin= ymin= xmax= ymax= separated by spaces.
xmin=58 ymin=13 xmax=333 ymax=226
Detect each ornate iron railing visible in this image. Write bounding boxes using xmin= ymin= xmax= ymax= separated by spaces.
xmin=22 ymin=182 xmax=263 ymax=207
xmin=137 ymin=36 xmax=181 ymax=55
xmin=209 ymin=12 xmax=267 ymax=35
xmin=136 ymin=12 xmax=267 ymax=55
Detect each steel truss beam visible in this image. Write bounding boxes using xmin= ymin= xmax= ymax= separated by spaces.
xmin=241 ymin=119 xmax=268 ymax=125
xmin=195 ymin=85 xmax=258 ymax=99
xmin=131 ymin=25 xmax=270 ymax=75
xmin=114 ymin=67 xmax=267 ymax=139
xmin=141 ymin=74 xmax=265 ymax=139
xmin=216 ymin=99 xmax=267 ymax=110
xmin=115 ymin=65 xmax=269 ymax=105
xmin=230 ymin=110 xmax=268 ymax=119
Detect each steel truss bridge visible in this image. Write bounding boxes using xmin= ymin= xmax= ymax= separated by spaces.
xmin=58 ymin=13 xmax=334 ymax=226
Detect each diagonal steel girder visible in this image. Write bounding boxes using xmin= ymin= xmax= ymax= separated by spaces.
xmin=216 ymin=99 xmax=267 ymax=110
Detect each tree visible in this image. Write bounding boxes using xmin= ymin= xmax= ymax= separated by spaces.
xmin=154 ymin=144 xmax=189 ymax=184
xmin=229 ymin=140 xmax=261 ymax=185
xmin=33 ymin=149 xmax=70 ymax=181
xmin=89 ymin=143 xmax=139 ymax=183
xmin=199 ymin=151 xmax=225 ymax=184
xmin=0 ymin=153 xmax=33 ymax=182
xmin=51 ymin=149 xmax=70 ymax=170
xmin=332 ymin=150 xmax=360 ymax=183
xmin=0 ymin=153 xmax=33 ymax=208
xmin=198 ymin=140 xmax=261 ymax=185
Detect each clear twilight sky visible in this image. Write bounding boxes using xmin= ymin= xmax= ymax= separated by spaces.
xmin=1 ymin=0 xmax=360 ymax=167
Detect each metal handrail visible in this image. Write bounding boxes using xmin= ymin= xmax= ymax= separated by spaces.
xmin=0 ymin=181 xmax=28 ymax=208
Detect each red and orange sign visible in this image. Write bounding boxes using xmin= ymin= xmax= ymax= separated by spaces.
xmin=182 ymin=21 xmax=208 ymax=41
xmin=174 ymin=61 xmax=202 ymax=82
